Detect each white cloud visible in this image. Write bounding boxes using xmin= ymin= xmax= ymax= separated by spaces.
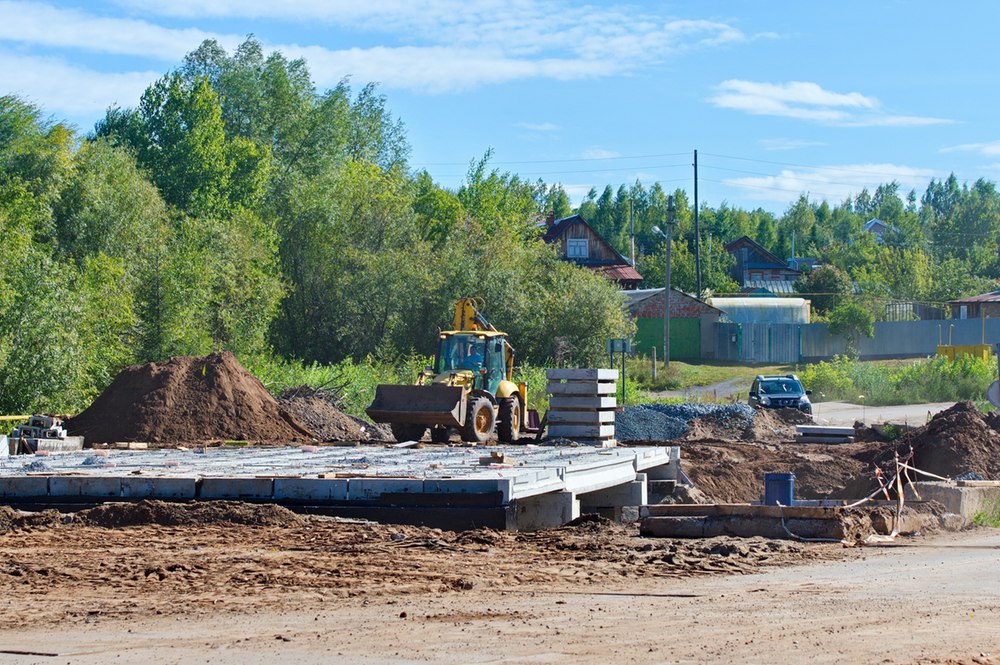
xmin=580 ymin=148 xmax=622 ymax=159
xmin=942 ymin=140 xmax=1000 ymax=156
xmin=104 ymin=1 xmax=760 ymax=92
xmin=0 ymin=1 xmax=767 ymax=113
xmin=724 ymin=163 xmax=938 ymax=203
xmin=516 ymin=122 xmax=560 ymax=132
xmin=0 ymin=1 xmax=233 ymax=60
xmin=759 ymin=138 xmax=827 ymax=151
xmin=0 ymin=51 xmax=158 ymax=117
xmin=710 ymin=79 xmax=950 ymax=127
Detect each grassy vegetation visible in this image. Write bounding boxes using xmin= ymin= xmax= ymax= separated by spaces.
xmin=626 ymin=358 xmax=795 ymax=393
xmin=972 ymin=497 xmax=1000 ymax=528
xmin=800 ymin=354 xmax=994 ymax=406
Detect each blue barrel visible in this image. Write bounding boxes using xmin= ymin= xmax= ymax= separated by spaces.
xmin=763 ymin=473 xmax=795 ymax=506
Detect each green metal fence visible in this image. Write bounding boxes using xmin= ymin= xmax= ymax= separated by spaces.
xmin=634 ymin=317 xmax=701 ymax=359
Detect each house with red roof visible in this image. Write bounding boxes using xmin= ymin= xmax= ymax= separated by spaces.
xmin=540 ymin=214 xmax=642 ymax=289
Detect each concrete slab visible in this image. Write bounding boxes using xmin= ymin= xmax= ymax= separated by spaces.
xmin=545 ymin=369 xmax=617 ymax=381
xmin=199 ymin=477 xmax=273 ymax=500
xmin=121 ymin=476 xmax=196 ymax=499
xmin=548 ymin=396 xmax=617 ymax=409
xmin=348 ymin=478 xmax=423 ymax=501
xmin=546 ymin=411 xmax=615 ymax=424
xmin=906 ymin=481 xmax=1000 ymax=523
xmin=273 ymin=478 xmax=348 ymax=502
xmin=0 ymin=476 xmax=48 ymax=498
xmin=546 ymin=381 xmax=616 ymax=395
xmin=49 ymin=476 xmax=121 ymax=498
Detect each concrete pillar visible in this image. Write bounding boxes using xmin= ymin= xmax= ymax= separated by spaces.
xmin=508 ymin=491 xmax=579 ymax=531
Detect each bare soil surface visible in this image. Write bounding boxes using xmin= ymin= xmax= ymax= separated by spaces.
xmin=0 ymin=503 xmax=995 ymax=664
xmin=672 ymin=401 xmax=1000 ymax=503
xmin=67 ymin=352 xmax=315 ymax=444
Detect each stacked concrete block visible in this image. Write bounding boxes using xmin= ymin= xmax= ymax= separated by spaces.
xmin=546 ymin=368 xmax=617 ymax=447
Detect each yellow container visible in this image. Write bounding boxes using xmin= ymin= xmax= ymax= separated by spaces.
xmin=936 ymin=344 xmax=992 ymax=361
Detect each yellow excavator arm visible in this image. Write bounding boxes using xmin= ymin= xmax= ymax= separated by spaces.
xmin=453 ymin=298 xmax=496 ymax=332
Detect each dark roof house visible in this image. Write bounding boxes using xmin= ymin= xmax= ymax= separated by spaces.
xmin=863 ymin=218 xmax=896 ymax=244
xmin=949 ymin=289 xmax=1000 ymax=319
xmin=723 ymin=236 xmax=801 ymax=295
xmin=541 ymin=214 xmax=642 ymax=289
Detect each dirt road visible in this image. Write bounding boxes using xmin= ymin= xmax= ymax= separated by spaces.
xmin=812 ymin=400 xmax=956 ymax=426
xmin=0 ymin=505 xmax=995 ymax=664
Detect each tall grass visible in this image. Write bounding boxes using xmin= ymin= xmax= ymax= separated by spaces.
xmin=799 ymin=354 xmax=994 ymax=405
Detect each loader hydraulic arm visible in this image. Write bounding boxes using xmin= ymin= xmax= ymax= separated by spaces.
xmin=453 ymin=297 xmax=497 ymax=332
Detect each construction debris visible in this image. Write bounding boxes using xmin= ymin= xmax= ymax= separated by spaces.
xmin=7 ymin=415 xmax=84 ymax=455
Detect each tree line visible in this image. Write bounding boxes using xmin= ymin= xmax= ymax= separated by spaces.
xmin=2 ymin=38 xmax=998 ymax=413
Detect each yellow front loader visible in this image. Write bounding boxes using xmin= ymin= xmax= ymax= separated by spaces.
xmin=366 ymin=298 xmax=535 ymax=444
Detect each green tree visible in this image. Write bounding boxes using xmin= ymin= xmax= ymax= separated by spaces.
xmin=828 ymin=302 xmax=874 ymax=358
xmin=795 ymin=265 xmax=852 ymax=316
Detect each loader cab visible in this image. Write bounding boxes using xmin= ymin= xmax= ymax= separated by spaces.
xmin=436 ymin=332 xmax=508 ymax=394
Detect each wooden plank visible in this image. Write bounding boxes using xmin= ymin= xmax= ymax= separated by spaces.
xmin=546 ymin=410 xmax=615 ymax=424
xmin=546 ymin=382 xmax=617 ymax=395
xmin=548 ymin=424 xmax=615 ymax=438
xmin=549 ymin=395 xmax=617 ymax=409
xmin=546 ymin=368 xmax=618 ymax=381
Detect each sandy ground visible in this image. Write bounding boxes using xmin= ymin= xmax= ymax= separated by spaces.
xmin=0 ymin=507 xmax=996 ymax=664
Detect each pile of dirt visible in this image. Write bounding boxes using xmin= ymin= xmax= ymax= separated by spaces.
xmin=891 ymin=401 xmax=1000 ymax=479
xmin=78 ymin=500 xmax=306 ymax=528
xmin=67 ymin=352 xmax=314 ymax=444
xmin=279 ymin=387 xmax=391 ymax=442
xmin=0 ymin=507 xmax=63 ymax=534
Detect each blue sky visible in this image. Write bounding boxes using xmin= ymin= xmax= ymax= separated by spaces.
xmin=2 ymin=0 xmax=998 ymax=214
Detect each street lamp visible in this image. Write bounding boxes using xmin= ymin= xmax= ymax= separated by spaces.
xmin=652 ymin=195 xmax=676 ymax=368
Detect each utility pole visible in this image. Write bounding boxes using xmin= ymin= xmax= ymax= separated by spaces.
xmin=629 ymin=199 xmax=635 ymax=267
xmin=694 ymin=149 xmax=701 ymax=299
xmin=653 ymin=195 xmax=676 ymax=368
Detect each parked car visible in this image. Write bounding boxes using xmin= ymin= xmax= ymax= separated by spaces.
xmin=749 ymin=374 xmax=812 ymax=415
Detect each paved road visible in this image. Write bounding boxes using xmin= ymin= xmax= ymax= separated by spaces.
xmin=811 ymin=400 xmax=957 ymax=426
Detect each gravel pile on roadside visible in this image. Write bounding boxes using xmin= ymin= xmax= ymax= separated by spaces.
xmin=616 ymin=403 xmax=756 ymax=442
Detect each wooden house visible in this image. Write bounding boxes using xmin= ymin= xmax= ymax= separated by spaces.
xmin=949 ymin=289 xmax=1000 ymax=319
xmin=541 ymin=214 xmax=642 ymax=289
xmin=723 ymin=236 xmax=801 ymax=295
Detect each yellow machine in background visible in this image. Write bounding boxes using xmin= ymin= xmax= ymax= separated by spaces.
xmin=366 ymin=298 xmax=532 ymax=444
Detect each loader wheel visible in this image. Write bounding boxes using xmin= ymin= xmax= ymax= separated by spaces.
xmin=461 ymin=397 xmax=496 ymax=443
xmin=390 ymin=422 xmax=426 ymax=443
xmin=497 ymin=396 xmax=521 ymax=443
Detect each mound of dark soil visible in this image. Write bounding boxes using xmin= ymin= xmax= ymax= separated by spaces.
xmin=0 ymin=507 xmax=63 ymax=534
xmin=67 ymin=352 xmax=314 ymax=444
xmin=79 ymin=500 xmax=305 ymax=528
xmin=888 ymin=401 xmax=1000 ymax=479
xmin=279 ymin=387 xmax=391 ymax=442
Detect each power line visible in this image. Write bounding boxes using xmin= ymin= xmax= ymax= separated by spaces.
xmin=414 ymin=151 xmax=690 ymax=167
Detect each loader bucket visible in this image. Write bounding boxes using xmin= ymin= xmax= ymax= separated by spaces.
xmin=366 ymin=384 xmax=466 ymax=428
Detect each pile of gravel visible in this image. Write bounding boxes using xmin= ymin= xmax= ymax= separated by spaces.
xmin=615 ymin=403 xmax=756 ymax=442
